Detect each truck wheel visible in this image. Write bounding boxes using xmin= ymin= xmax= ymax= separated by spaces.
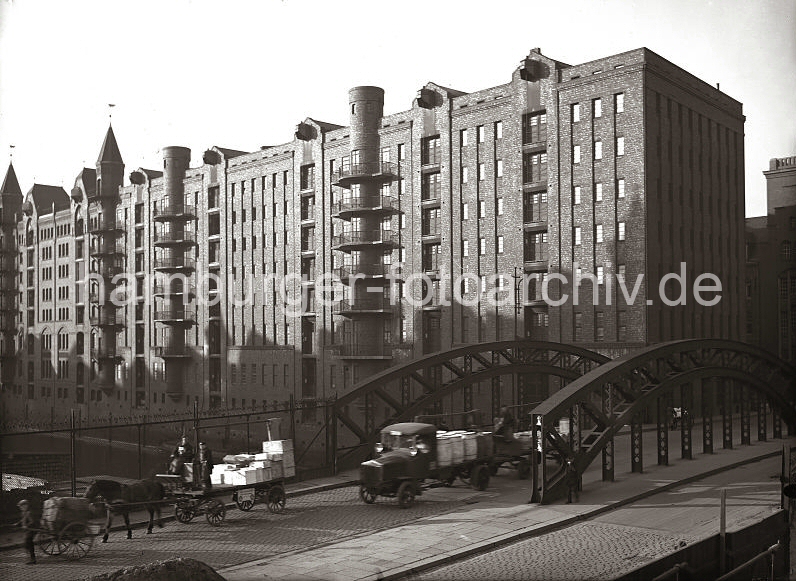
xmin=359 ymin=485 xmax=377 ymax=504
xmin=471 ymin=465 xmax=490 ymax=491
xmin=517 ymin=459 xmax=531 ymax=480
xmin=397 ymin=481 xmax=415 ymax=508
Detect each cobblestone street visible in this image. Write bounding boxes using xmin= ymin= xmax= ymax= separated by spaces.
xmin=0 ymin=484 xmax=487 ymax=581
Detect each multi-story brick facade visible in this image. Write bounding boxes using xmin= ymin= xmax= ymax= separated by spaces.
xmin=1 ymin=47 xmax=746 ymax=423
xmin=746 ymin=156 xmax=796 ymax=362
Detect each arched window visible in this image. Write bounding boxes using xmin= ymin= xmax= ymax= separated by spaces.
xmin=57 ymin=328 xmax=69 ymax=352
xmin=75 ymin=217 xmax=84 ymax=236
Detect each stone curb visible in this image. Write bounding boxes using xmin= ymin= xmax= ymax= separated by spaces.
xmin=375 ymin=450 xmax=782 ymax=580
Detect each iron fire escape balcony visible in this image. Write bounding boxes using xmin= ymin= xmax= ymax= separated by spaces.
xmin=154 ymin=230 xmax=196 ymax=247
xmin=332 ymin=194 xmax=401 ymax=220
xmin=153 ymin=283 xmax=195 ymax=297
xmin=89 ymin=241 xmax=126 ymax=257
xmin=332 ymin=298 xmax=396 ymax=317
xmin=331 ymin=161 xmax=399 ymax=188
xmin=89 ymin=307 xmax=125 ymax=328
xmin=94 ymin=263 xmax=125 ymax=279
xmin=153 ymin=309 xmax=195 ymax=325
xmin=153 ymin=203 xmax=196 ymax=222
xmin=90 ymin=217 xmax=124 ymax=235
xmin=331 ymin=230 xmax=400 ymax=252
xmin=90 ymin=346 xmax=122 ymax=362
xmin=151 ymin=345 xmax=193 ymax=359
xmin=153 ymin=256 xmax=196 ymax=273
xmin=333 ymin=262 xmax=393 ymax=284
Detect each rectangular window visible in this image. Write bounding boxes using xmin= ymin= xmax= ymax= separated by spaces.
xmin=573 ymin=145 xmax=581 ymax=164
xmin=597 ymin=266 xmax=604 ymax=285
xmin=477 ymin=125 xmax=484 ymax=143
xmin=593 ymin=98 xmax=602 ymax=118
xmin=595 ymin=182 xmax=603 ymax=202
xmin=497 ymin=236 xmax=504 ymax=254
xmin=573 ymin=186 xmax=581 ymax=205
xmin=462 ymin=203 xmax=469 ymax=220
xmin=497 ymin=198 xmax=504 ymax=215
xmin=495 ymin=121 xmax=503 ymax=139
xmin=596 ymin=224 xmax=603 ymax=243
xmin=478 ymin=163 xmax=485 ymax=181
xmin=617 ymin=136 xmax=625 ymax=156
xmin=617 ymin=179 xmax=625 ymax=199
xmin=463 ymin=240 xmax=469 ymax=257
xmin=618 ymin=222 xmax=626 ymax=241
xmin=479 ymin=238 xmax=486 ymax=255
xmin=462 ymin=167 xmax=468 ymax=183
xmin=397 ymin=143 xmax=405 ymax=161
xmin=615 ymin=93 xmax=624 ymax=114
xmin=572 ymin=103 xmax=580 ymax=123
xmin=479 ymin=200 xmax=486 ymax=218
xmin=461 ymin=129 xmax=468 ymax=147
xmin=421 ymin=136 xmax=441 ymax=165
xmin=594 ymin=140 xmax=602 ymax=160
xmin=574 ymin=227 xmax=582 ymax=245
xmin=496 ymin=160 xmax=503 ymax=177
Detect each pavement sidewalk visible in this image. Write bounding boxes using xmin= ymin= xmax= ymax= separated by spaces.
xmin=219 ymin=437 xmax=794 ymax=581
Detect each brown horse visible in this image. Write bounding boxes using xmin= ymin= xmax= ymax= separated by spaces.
xmin=84 ymin=479 xmax=165 ymax=542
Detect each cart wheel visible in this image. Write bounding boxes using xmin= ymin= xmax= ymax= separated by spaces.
xmin=397 ymin=481 xmax=415 ymax=509
xmin=37 ymin=529 xmax=65 ymax=555
xmin=471 ymin=464 xmax=490 ymax=491
xmin=489 ymin=462 xmax=499 ymax=476
xmin=267 ymin=485 xmax=287 ymax=514
xmin=517 ymin=459 xmax=531 ymax=480
xmin=442 ymin=474 xmax=456 ymax=487
xmin=205 ymin=498 xmax=226 ymax=527
xmin=174 ymin=501 xmax=195 ymax=523
xmin=234 ymin=492 xmax=255 ymax=512
xmin=59 ymin=522 xmax=94 ymax=560
xmin=359 ymin=485 xmax=377 ymax=504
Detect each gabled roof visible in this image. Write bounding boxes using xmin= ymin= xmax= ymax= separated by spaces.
xmin=307 ymin=118 xmax=344 ymax=132
xmin=26 ymin=184 xmax=70 ymax=214
xmin=75 ymin=167 xmax=96 ymax=196
xmin=97 ymin=125 xmax=123 ymax=165
xmin=214 ymin=147 xmax=248 ymax=159
xmin=1 ymin=162 xmax=22 ymax=197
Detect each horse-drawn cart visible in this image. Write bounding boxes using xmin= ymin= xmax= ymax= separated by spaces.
xmin=36 ymin=496 xmax=102 ymax=560
xmin=154 ymin=474 xmax=287 ymax=526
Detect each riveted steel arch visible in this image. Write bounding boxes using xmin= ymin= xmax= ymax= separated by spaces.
xmin=332 ymin=341 xmax=609 ymax=467
xmin=530 ymin=339 xmax=796 ymax=504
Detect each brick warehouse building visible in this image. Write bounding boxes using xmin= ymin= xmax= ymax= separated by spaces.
xmin=0 ymin=47 xmax=745 ymax=424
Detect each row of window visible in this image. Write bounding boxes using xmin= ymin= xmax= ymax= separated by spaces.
xmin=460 ymin=122 xmax=504 ymax=147
xmin=571 ymin=93 xmax=625 ymax=122
xmin=572 ymin=137 xmax=625 ymax=163
xmin=574 ymin=222 xmax=627 ymax=244
xmin=573 ymin=179 xmax=626 ymax=204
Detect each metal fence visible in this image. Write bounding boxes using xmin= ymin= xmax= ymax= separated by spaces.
xmin=1 ymin=396 xmax=338 ymax=498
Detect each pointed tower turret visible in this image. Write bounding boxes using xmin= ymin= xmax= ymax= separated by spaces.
xmin=0 ymin=162 xmax=23 ymax=223
xmin=0 ymin=162 xmax=21 ymax=384
xmin=90 ymin=125 xmax=126 ymax=392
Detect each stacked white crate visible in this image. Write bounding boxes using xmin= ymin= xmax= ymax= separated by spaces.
xmin=262 ymin=440 xmax=295 ymax=478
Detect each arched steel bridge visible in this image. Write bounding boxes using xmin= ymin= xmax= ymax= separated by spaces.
xmin=331 ymin=339 xmax=796 ymax=503
xmin=530 ymin=339 xmax=796 ymax=503
xmin=331 ymin=340 xmax=609 ymax=468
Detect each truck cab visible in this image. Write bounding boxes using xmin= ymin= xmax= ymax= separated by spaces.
xmin=359 ymin=422 xmax=490 ymax=508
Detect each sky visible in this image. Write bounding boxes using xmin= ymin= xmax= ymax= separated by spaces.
xmin=0 ymin=0 xmax=794 ymax=217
